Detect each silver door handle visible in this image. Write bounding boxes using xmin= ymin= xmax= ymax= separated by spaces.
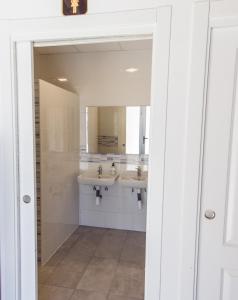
xmin=143 ymin=136 xmax=149 ymax=144
xmin=204 ymin=210 xmax=216 ymax=220
xmin=23 ymin=195 xmax=31 ymax=204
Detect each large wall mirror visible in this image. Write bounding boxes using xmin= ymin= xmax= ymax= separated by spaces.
xmin=80 ymin=106 xmax=150 ymax=155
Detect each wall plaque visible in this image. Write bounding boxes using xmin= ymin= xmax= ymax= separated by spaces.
xmin=63 ymin=0 xmax=87 ymax=15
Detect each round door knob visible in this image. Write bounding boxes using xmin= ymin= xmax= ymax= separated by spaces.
xmin=23 ymin=195 xmax=31 ymax=204
xmin=205 ymin=209 xmax=216 ymax=220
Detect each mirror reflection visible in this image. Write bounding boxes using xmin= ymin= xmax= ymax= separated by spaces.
xmin=81 ymin=106 xmax=150 ymax=155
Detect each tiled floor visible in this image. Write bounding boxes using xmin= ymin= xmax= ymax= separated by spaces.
xmin=38 ymin=226 xmax=146 ymax=300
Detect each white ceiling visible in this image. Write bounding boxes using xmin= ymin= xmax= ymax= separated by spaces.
xmin=36 ymin=39 xmax=152 ymax=55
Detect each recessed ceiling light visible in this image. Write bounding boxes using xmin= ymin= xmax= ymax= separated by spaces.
xmin=125 ymin=68 xmax=139 ymax=73
xmin=57 ymin=78 xmax=68 ymax=82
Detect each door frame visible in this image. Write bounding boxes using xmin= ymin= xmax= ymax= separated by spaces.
xmin=3 ymin=7 xmax=171 ymax=300
xmin=0 ymin=2 xmax=211 ymax=300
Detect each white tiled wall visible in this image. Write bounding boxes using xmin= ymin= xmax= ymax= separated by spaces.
xmin=39 ymin=80 xmax=80 ymax=265
xmin=79 ymin=161 xmax=147 ymax=232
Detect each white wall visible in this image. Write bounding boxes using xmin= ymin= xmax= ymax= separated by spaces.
xmin=0 ymin=0 xmax=172 ymax=20
xmin=1 ymin=1 xmax=234 ymax=300
xmin=36 ymin=50 xmax=152 ymax=106
xmin=39 ymin=80 xmax=80 ymax=264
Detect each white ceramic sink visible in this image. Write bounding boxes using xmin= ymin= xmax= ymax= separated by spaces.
xmin=78 ymin=171 xmax=119 ymax=187
xmin=119 ymin=170 xmax=148 ymax=189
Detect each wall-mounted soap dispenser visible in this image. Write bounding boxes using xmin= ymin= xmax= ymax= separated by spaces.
xmin=111 ymin=162 xmax=117 ymax=175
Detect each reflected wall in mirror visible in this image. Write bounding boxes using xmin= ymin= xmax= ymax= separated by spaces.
xmin=81 ymin=106 xmax=150 ymax=155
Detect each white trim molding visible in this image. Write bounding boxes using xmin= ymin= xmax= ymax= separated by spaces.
xmin=181 ymin=1 xmax=210 ymax=299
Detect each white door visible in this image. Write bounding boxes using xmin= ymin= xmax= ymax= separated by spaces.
xmin=197 ymin=27 xmax=238 ymax=300
xmin=17 ymin=42 xmax=37 ymax=299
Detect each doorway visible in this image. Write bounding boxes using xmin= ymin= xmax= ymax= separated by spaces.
xmin=34 ymin=39 xmax=152 ymax=299
xmin=12 ymin=9 xmax=172 ymax=299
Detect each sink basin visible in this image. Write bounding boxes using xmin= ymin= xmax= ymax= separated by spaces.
xmin=78 ymin=171 xmax=119 ymax=186
xmin=119 ymin=171 xmax=148 ymax=189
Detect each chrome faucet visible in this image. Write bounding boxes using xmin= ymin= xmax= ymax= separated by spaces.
xmin=136 ymin=166 xmax=142 ymax=178
xmin=98 ymin=165 xmax=103 ymax=178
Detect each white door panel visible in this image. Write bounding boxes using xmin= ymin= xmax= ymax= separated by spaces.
xmin=17 ymin=42 xmax=37 ymax=300
xmin=197 ymin=27 xmax=238 ymax=300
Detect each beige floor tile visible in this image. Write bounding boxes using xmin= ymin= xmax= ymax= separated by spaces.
xmin=59 ymin=254 xmax=92 ymax=273
xmin=89 ymin=227 xmax=108 ymax=236
xmin=38 ymin=228 xmax=145 ymax=300
xmin=125 ymin=232 xmax=146 ymax=248
xmin=108 ymin=295 xmax=143 ymax=300
xmin=120 ymin=243 xmax=145 ymax=267
xmin=86 ymin=232 xmax=104 ymax=242
xmin=95 ymin=235 xmax=125 ymax=259
xmin=46 ymin=266 xmax=84 ymax=289
xmin=73 ymin=227 xmax=89 ymax=236
xmin=67 ymin=239 xmax=97 ymax=258
xmin=66 ymin=246 xmax=91 ymax=260
xmin=116 ymin=261 xmax=145 ymax=282
xmin=109 ymin=260 xmax=145 ymax=299
xmin=71 ymin=289 xmax=108 ymax=300
xmin=80 ymin=230 xmax=106 ymax=243
xmin=109 ymin=275 xmax=144 ymax=299
xmin=75 ymin=226 xmax=98 ymax=233
xmin=105 ymin=229 xmax=128 ymax=239
xmin=46 ymin=248 xmax=68 ymax=267
xmin=38 ymin=266 xmax=55 ymax=284
xmin=38 ymin=285 xmax=74 ymax=300
xmin=77 ymin=257 xmax=118 ymax=293
xmin=60 ymin=233 xmax=79 ymax=250
xmin=76 ymin=226 xmax=107 ymax=236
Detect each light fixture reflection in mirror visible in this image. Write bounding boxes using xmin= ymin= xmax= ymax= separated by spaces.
xmin=125 ymin=67 xmax=139 ymax=73
xmin=81 ymin=106 xmax=150 ymax=155
xmin=57 ymin=78 xmax=68 ymax=82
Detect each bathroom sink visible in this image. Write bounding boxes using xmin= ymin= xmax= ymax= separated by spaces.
xmin=119 ymin=171 xmax=148 ymax=189
xmin=78 ymin=171 xmax=119 ymax=186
